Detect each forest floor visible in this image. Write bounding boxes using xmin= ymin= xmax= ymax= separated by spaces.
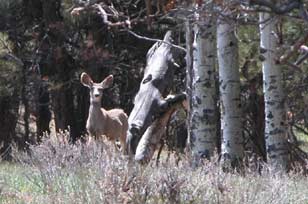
xmin=0 ymin=133 xmax=308 ymax=204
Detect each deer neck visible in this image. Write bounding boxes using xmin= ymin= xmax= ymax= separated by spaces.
xmin=90 ymin=101 xmax=101 ymax=108
xmin=89 ymin=101 xmax=105 ymax=116
xmin=87 ymin=101 xmax=107 ymax=135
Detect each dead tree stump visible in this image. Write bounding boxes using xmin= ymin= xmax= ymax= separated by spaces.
xmin=126 ymin=31 xmax=185 ymax=157
xmin=135 ymin=94 xmax=186 ymax=164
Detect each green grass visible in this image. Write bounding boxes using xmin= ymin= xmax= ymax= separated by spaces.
xmin=294 ymin=126 xmax=308 ymax=152
xmin=0 ymin=134 xmax=307 ymax=204
xmin=0 ymin=163 xmax=43 ymax=203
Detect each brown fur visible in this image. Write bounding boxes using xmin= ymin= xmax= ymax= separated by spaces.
xmin=81 ymin=72 xmax=128 ymax=153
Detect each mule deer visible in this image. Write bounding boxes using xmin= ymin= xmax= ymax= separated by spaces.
xmin=81 ymin=72 xmax=128 ymax=153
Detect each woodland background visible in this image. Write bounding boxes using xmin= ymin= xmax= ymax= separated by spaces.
xmin=0 ymin=0 xmax=308 ymax=163
xmin=0 ymin=0 xmax=308 ymax=203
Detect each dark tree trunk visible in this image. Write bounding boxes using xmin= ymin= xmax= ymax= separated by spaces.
xmin=249 ymin=91 xmax=266 ymax=160
xmin=21 ymin=64 xmax=30 ymax=146
xmin=74 ymin=85 xmax=89 ymax=138
xmin=0 ymin=91 xmax=19 ymax=160
xmin=23 ymin=0 xmax=43 ymax=23
xmin=51 ymin=85 xmax=77 ymax=140
xmin=41 ymin=0 xmax=62 ymax=23
xmin=35 ymin=0 xmax=80 ymax=141
xmin=36 ymin=80 xmax=51 ymax=142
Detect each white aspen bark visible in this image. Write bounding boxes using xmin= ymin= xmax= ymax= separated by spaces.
xmin=259 ymin=13 xmax=289 ymax=171
xmin=190 ymin=14 xmax=217 ymax=163
xmin=217 ymin=17 xmax=244 ymax=164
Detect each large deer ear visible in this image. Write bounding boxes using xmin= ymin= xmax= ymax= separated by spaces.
xmin=100 ymin=75 xmax=113 ymax=89
xmin=80 ymin=72 xmax=93 ymax=87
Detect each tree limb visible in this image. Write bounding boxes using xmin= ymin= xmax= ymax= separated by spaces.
xmin=280 ymin=32 xmax=308 ymax=64
xmin=127 ymin=30 xmax=187 ymax=52
xmin=0 ymin=53 xmax=24 ymax=67
xmin=295 ymin=45 xmax=308 ymax=65
xmin=95 ymin=4 xmax=131 ymax=28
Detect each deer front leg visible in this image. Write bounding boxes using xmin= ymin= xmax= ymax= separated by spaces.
xmin=113 ymin=140 xmax=121 ymax=152
xmin=119 ymin=135 xmax=127 ymax=154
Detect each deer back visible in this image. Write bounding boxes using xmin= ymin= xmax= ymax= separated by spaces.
xmin=104 ymin=108 xmax=128 ymax=140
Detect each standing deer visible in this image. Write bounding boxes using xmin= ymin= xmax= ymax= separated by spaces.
xmin=81 ymin=72 xmax=128 ymax=153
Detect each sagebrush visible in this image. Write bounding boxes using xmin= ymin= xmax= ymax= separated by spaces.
xmin=0 ymin=132 xmax=307 ymax=204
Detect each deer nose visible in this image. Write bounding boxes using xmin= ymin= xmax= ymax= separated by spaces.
xmin=94 ymin=94 xmax=100 ymax=98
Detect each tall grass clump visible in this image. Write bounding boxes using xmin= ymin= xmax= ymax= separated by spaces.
xmin=0 ymin=131 xmax=307 ymax=203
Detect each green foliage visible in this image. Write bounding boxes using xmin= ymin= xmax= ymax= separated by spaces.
xmin=294 ymin=127 xmax=308 ymax=152
xmin=0 ymin=33 xmax=22 ymax=97
xmin=0 ymin=0 xmax=22 ymax=15
xmin=238 ymin=24 xmax=261 ymax=81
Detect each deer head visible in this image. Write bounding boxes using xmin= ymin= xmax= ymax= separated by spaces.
xmin=80 ymin=72 xmax=114 ymax=103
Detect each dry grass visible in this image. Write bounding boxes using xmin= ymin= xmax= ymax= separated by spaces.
xmin=0 ymin=131 xmax=307 ymax=204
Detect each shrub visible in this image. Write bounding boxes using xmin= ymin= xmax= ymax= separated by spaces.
xmin=0 ymin=131 xmax=307 ymax=203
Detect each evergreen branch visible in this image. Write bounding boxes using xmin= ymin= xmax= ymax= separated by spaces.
xmin=249 ymin=0 xmax=301 ymax=15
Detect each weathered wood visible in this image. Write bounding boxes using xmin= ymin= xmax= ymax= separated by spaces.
xmin=135 ymin=93 xmax=186 ymax=164
xmin=126 ymin=31 xmax=184 ymax=155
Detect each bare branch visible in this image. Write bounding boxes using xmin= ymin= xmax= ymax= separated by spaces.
xmin=295 ymin=45 xmax=308 ymax=65
xmin=95 ymin=4 xmax=131 ymax=28
xmin=0 ymin=53 xmax=24 ymax=66
xmin=285 ymin=61 xmax=301 ymax=72
xmin=280 ymin=32 xmax=308 ymax=64
xmin=126 ymin=30 xmax=187 ymax=52
xmin=294 ymin=124 xmax=308 ymax=136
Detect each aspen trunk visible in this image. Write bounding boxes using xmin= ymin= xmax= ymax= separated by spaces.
xmin=190 ymin=14 xmax=218 ymax=164
xmin=217 ymin=15 xmax=244 ymax=165
xmin=259 ymin=13 xmax=289 ymax=171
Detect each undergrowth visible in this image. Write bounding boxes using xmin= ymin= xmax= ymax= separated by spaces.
xmin=0 ymin=131 xmax=307 ymax=204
